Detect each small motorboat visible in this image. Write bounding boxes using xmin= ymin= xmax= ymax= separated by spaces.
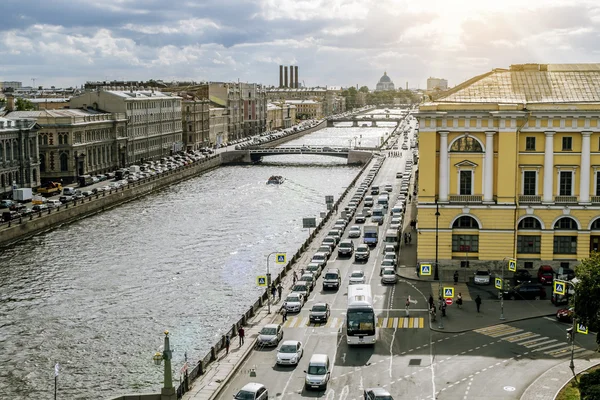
xmin=267 ymin=175 xmax=285 ymax=184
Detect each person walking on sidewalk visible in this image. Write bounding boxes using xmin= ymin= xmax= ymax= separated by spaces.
xmin=429 ymin=294 xmax=434 ymax=310
xmin=238 ymin=327 xmax=245 ymax=346
xmin=454 ymin=271 xmax=459 ymax=285
xmin=271 ymin=284 xmax=277 ymax=302
xmin=292 ymin=271 xmax=297 ymax=284
xmin=475 ymin=295 xmax=482 ymax=313
xmin=457 ymin=292 xmax=463 ymax=309
xmin=281 ymin=306 xmax=287 ymax=322
xmin=277 ymin=283 xmax=283 ymax=301
xmin=225 ymin=334 xmax=230 ymax=355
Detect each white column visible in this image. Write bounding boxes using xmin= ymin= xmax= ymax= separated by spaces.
xmin=580 ymin=131 xmax=592 ymax=203
xmin=439 ymin=131 xmax=449 ymax=201
xmin=543 ymin=131 xmax=555 ymax=203
xmin=484 ymin=131 xmax=495 ymax=202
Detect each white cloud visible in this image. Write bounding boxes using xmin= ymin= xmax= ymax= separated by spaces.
xmin=123 ymin=18 xmax=220 ymax=35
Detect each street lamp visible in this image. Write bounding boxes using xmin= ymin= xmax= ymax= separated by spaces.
xmin=434 ymin=198 xmax=440 ymax=281
xmin=266 ymin=252 xmax=286 ymax=314
xmin=152 ymin=330 xmax=176 ymax=400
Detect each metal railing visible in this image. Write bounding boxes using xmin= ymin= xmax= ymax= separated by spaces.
xmin=448 ymin=195 xmax=483 ymax=203
xmin=554 ymin=196 xmax=578 ymax=204
xmin=518 ymin=195 xmax=541 ymax=204
xmin=591 ymin=196 xmax=600 ymax=204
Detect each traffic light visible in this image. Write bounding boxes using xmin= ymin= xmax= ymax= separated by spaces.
xmin=566 ymin=327 xmax=573 ymax=342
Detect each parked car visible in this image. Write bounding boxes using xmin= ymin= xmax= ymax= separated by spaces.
xmin=556 ymin=307 xmax=574 ymax=323
xmin=513 ymin=270 xmax=532 ymax=284
xmin=537 ymin=265 xmax=555 ymax=285
xmin=283 ymin=293 xmax=305 ymax=313
xmin=474 ymin=269 xmax=491 ymax=285
xmin=503 ymin=282 xmax=547 ymax=300
xmin=305 ymin=263 xmax=322 ymax=278
xmin=1 ymin=200 xmax=15 ymax=209
xmin=257 ymin=324 xmax=283 ymax=346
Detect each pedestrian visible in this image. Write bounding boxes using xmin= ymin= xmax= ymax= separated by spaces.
xmin=300 ymin=268 xmax=305 ymax=275
xmin=271 ymin=284 xmax=277 ymax=301
xmin=408 ymin=194 xmax=412 ymax=202
xmin=457 ymin=292 xmax=463 ymax=309
xmin=405 ymin=297 xmax=411 ymax=316
xmin=441 ymin=301 xmax=447 ymax=317
xmin=429 ymin=294 xmax=434 ymax=310
xmin=475 ymin=295 xmax=482 ymax=313
xmin=238 ymin=326 xmax=245 ymax=346
xmin=408 ymin=232 xmax=412 ymax=243
xmin=292 ymin=271 xmax=297 ymax=284
xmin=277 ymin=283 xmax=283 ymax=301
xmin=454 ymin=271 xmax=459 ymax=285
xmin=281 ymin=306 xmax=287 ymax=322
xmin=225 ymin=334 xmax=230 ymax=355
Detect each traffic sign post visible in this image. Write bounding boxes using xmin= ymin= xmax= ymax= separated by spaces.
xmin=553 ymin=280 xmax=566 ymax=296
xmin=256 ymin=276 xmax=267 ymax=287
xmin=508 ymin=258 xmax=517 ymax=272
xmin=420 ymin=263 xmax=432 ymax=276
xmin=443 ymin=287 xmax=454 ymax=298
xmin=266 ymin=251 xmax=286 ymax=314
xmin=445 ymin=298 xmax=453 ymax=306
xmin=577 ymin=323 xmax=588 ymax=335
xmin=276 ymin=253 xmax=286 ymax=264
xmin=495 ymin=277 xmax=503 ymax=290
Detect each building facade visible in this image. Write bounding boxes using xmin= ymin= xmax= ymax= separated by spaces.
xmin=181 ymin=95 xmax=210 ymax=151
xmin=70 ymin=88 xmax=183 ymax=164
xmin=375 ymin=72 xmax=395 ymax=91
xmin=209 ymin=107 xmax=227 ymax=146
xmin=267 ymin=103 xmax=297 ymax=130
xmin=0 ymin=81 xmax=23 ymax=90
xmin=416 ymin=63 xmax=600 ymax=271
xmin=8 ymin=109 xmax=127 ymax=184
xmin=267 ymin=87 xmax=345 ymax=116
xmin=426 ymin=77 xmax=448 ymax=91
xmin=285 ymin=100 xmax=322 ymax=120
xmin=0 ymin=117 xmax=40 ymax=197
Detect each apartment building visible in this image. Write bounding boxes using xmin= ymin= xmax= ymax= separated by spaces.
xmin=0 ymin=117 xmax=40 ymax=196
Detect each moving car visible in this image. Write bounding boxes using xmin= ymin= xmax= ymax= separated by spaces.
xmin=355 ymin=212 xmax=366 ymax=224
xmin=284 ymin=293 xmax=305 ymax=313
xmin=276 ymin=340 xmax=304 ymax=366
xmin=503 ymin=283 xmax=547 ymax=300
xmin=234 ymin=382 xmax=268 ymax=400
xmin=556 ymin=307 xmax=574 ymax=323
xmin=474 ymin=270 xmax=491 ymax=285
xmin=257 ymin=324 xmax=283 ymax=347
xmin=322 ymin=268 xmax=341 ymax=290
xmin=291 ymin=281 xmax=310 ymax=298
xmin=513 ymin=270 xmax=532 ymax=284
xmin=354 ymin=244 xmax=370 ymax=262
xmin=364 ymin=387 xmax=394 ymax=400
xmin=348 ymin=225 xmax=361 ymax=238
xmin=304 ymin=354 xmax=331 ymax=390
xmin=349 ymin=270 xmax=366 ymax=285
xmin=311 ymin=252 xmax=328 ymax=268
xmin=309 ymin=303 xmax=331 ymax=323
xmin=337 ymin=239 xmax=354 ymax=257
xmin=306 ymin=263 xmax=322 ymax=278
xmin=381 ymin=267 xmax=398 ymax=284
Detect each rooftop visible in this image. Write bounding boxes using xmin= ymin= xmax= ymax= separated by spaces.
xmin=285 ymin=100 xmax=319 ymax=104
xmin=104 ymin=90 xmax=181 ymax=100
xmin=7 ymin=109 xmax=105 ymax=119
xmin=432 ymin=63 xmax=600 ymax=104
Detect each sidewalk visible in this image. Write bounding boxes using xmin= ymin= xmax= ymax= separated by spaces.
xmin=520 ymin=358 xmax=600 ymax=400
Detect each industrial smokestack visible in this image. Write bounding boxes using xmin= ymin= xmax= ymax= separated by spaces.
xmin=289 ymin=65 xmax=294 ymax=88
xmin=284 ymin=66 xmax=289 ymax=88
xmin=406 ymin=81 xmax=408 ymax=90
xmin=295 ymin=66 xmax=299 ymax=88
xmin=279 ymin=65 xmax=283 ymax=88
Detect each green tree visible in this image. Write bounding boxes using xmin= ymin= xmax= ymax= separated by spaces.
xmin=359 ymin=86 xmax=369 ymax=93
xmin=573 ymin=252 xmax=600 ymax=346
xmin=15 ymin=98 xmax=35 ymax=111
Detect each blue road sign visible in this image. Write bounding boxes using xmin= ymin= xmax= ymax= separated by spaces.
xmin=276 ymin=253 xmax=286 ymax=264
xmin=256 ymin=276 xmax=267 ymax=287
xmin=420 ymin=264 xmax=432 ymax=276
xmin=443 ymin=287 xmax=454 ymax=298
xmin=553 ymin=281 xmax=566 ymax=296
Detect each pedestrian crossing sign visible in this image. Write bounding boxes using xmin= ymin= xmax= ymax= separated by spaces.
xmin=276 ymin=253 xmax=286 ymax=264
xmin=256 ymin=275 xmax=268 ymax=287
xmin=577 ymin=323 xmax=588 ymax=335
xmin=443 ymin=287 xmax=454 ymax=298
xmin=495 ymin=277 xmax=503 ymax=290
xmin=508 ymin=258 xmax=517 ymax=272
xmin=553 ymin=281 xmax=566 ymax=296
xmin=420 ymin=264 xmax=432 ymax=276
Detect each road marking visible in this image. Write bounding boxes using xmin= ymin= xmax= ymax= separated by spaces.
xmin=520 ymin=337 xmax=550 ymax=347
xmin=533 ymin=342 xmax=569 ymax=352
xmin=524 ymin=339 xmax=557 ymax=349
xmin=502 ymin=332 xmax=539 ymax=343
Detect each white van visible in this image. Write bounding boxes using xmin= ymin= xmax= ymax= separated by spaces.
xmin=384 ymin=229 xmax=400 ymax=250
xmin=47 ymin=199 xmax=61 ymax=209
xmin=304 ymin=354 xmax=331 ymax=390
xmin=62 ymin=187 xmax=76 ymax=196
xmin=377 ymin=195 xmax=389 ymax=209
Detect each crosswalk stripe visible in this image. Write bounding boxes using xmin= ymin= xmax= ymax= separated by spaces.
xmin=545 ymin=346 xmax=573 ymax=356
xmin=419 ymin=318 xmax=424 ymax=328
xmin=474 ymin=324 xmax=513 ymax=335
xmin=520 ymin=337 xmax=550 ymax=347
xmin=488 ymin=328 xmax=523 ymax=337
xmin=503 ymin=332 xmax=539 ymax=343
xmin=533 ymin=342 xmax=568 ymax=352
xmin=377 ymin=318 xmax=384 ymax=328
xmin=572 ymin=347 xmax=588 ymax=355
xmin=404 ymin=317 xmax=409 ymax=328
xmin=524 ymin=339 xmax=557 ymax=349
xmin=388 ymin=318 xmax=395 ymax=329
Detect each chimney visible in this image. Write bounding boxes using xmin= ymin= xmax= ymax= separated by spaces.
xmin=6 ymin=95 xmax=15 ymax=112
xmin=289 ymin=65 xmax=294 ymax=88
xmin=295 ymin=66 xmax=299 ymax=88
xmin=406 ymin=81 xmax=408 ymax=90
xmin=284 ymin=66 xmax=288 ymax=88
xmin=279 ymin=65 xmax=283 ymax=88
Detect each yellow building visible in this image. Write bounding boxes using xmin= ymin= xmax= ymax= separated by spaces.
xmin=267 ymin=102 xmax=297 ymax=130
xmin=416 ymin=63 xmax=600 ymax=272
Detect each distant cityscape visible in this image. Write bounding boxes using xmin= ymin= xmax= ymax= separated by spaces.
xmin=0 ymin=69 xmax=434 ymax=195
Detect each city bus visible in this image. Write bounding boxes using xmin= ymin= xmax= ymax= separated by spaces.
xmin=346 ymin=284 xmax=376 ymax=345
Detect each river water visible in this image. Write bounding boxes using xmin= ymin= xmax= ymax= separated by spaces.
xmin=0 ymin=121 xmax=397 ymax=399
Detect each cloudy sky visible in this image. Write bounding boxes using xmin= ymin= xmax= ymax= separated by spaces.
xmin=1 ymin=0 xmax=599 ymax=89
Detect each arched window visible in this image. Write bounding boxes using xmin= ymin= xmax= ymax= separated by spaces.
xmin=518 ymin=217 xmax=542 ymax=230
xmin=591 ymin=219 xmax=600 ymax=230
xmin=39 ymin=153 xmax=46 ymax=172
xmin=32 ymin=169 xmax=37 ymax=183
xmin=30 ymin=139 xmax=35 ymax=157
xmin=0 ymin=142 xmax=3 ymax=161
xmin=450 ymin=136 xmax=483 ymax=152
xmin=60 ymin=153 xmax=68 ymax=172
xmin=6 ymin=142 xmax=11 ymax=160
xmin=0 ymin=174 xmax=4 ymax=188
xmin=554 ymin=217 xmax=578 ymax=230
xmin=452 ymin=216 xmax=480 ymax=229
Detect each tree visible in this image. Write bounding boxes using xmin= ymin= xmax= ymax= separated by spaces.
xmin=573 ymin=252 xmax=600 ymax=346
xmin=359 ymin=86 xmax=369 ymax=93
xmin=15 ymin=98 xmax=35 ymax=111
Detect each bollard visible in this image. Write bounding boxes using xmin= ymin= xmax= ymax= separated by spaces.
xmin=210 ymin=346 xmax=217 ymax=361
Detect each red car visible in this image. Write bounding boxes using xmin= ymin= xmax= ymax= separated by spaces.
xmin=537 ymin=265 xmax=555 ymax=285
xmin=556 ymin=307 xmax=573 ymax=323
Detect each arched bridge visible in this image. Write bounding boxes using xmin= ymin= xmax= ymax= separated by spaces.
xmin=327 ymin=116 xmax=406 ymax=127
xmin=220 ymin=146 xmax=372 ymax=165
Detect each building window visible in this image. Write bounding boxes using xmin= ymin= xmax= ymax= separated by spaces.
xmin=517 ymin=236 xmax=541 ymax=253
xmin=523 ymin=171 xmax=537 ymax=195
xmin=524 ymin=261 xmax=534 ymax=269
xmin=459 ymin=170 xmax=472 ymax=195
xmin=596 ymin=171 xmax=600 ymax=196
xmin=562 ymin=136 xmax=572 ymax=151
xmin=452 ymin=216 xmax=480 ymax=229
xmin=553 ymin=236 xmax=577 ymax=254
xmin=450 ymin=137 xmax=483 ymax=152
xmin=518 ymin=217 xmax=542 ymax=230
xmin=59 ymin=153 xmax=68 ymax=172
xmin=452 ymin=234 xmax=479 ymax=252
xmin=559 ymin=171 xmax=573 ymax=196
xmin=525 ymin=137 xmax=536 ymax=151
xmin=554 ymin=217 xmax=578 ymax=230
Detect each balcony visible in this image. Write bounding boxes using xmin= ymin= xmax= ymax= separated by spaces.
xmin=554 ymin=196 xmax=578 ymax=204
xmin=592 ymin=196 xmax=600 ymax=204
xmin=448 ymin=195 xmax=483 ymax=203
xmin=519 ymin=195 xmax=541 ymax=204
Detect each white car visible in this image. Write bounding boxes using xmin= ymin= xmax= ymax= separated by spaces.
xmin=474 ymin=270 xmax=491 ymax=285
xmin=348 ymin=225 xmax=361 ymax=238
xmin=381 ymin=267 xmax=398 ymax=284
xmin=383 ymin=253 xmax=397 ymax=266
xmin=276 ymin=340 xmax=304 ymax=365
xmin=349 ymin=270 xmax=366 ymax=285
xmin=257 ymin=324 xmax=283 ymax=346
xmin=284 ymin=293 xmax=305 ymax=313
xmin=384 ymin=184 xmax=393 ymax=192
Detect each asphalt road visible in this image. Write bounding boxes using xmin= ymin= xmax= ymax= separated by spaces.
xmin=217 ymin=130 xmax=598 ymax=399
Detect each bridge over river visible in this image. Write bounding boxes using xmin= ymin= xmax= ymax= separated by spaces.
xmin=220 ymin=146 xmax=373 ymax=164
xmin=327 ymin=116 xmax=405 ymax=127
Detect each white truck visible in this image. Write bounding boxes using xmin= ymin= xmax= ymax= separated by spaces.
xmin=129 ymin=165 xmax=141 ymax=174
xmin=13 ymin=188 xmax=32 ymax=203
xmin=363 ymin=224 xmax=379 ymax=246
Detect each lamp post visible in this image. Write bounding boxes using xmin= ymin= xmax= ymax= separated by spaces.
xmin=434 ymin=198 xmax=440 ymax=281
xmin=152 ymin=330 xmax=176 ymax=400
xmin=266 ymin=252 xmax=286 ymax=314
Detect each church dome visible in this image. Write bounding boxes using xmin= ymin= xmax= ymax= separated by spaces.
xmin=379 ymin=72 xmax=391 ymax=83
